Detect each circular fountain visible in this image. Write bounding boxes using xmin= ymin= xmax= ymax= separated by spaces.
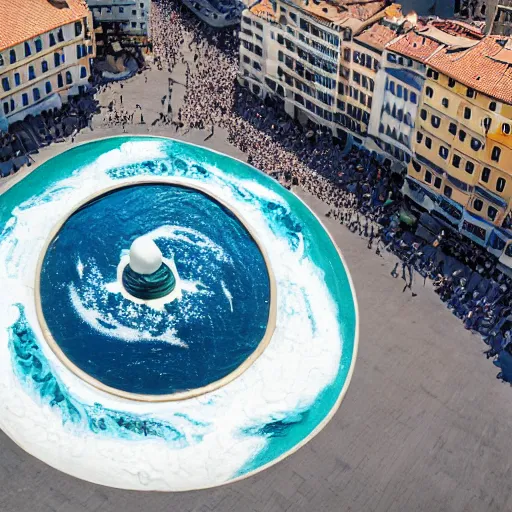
xmin=0 ymin=136 xmax=358 ymax=491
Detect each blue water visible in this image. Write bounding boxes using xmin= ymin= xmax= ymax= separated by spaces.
xmin=39 ymin=184 xmax=271 ymax=395
xmin=0 ymin=136 xmax=358 ymax=486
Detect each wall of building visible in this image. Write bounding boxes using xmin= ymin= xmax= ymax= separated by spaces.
xmin=86 ymin=0 xmax=151 ymax=37
xmin=0 ymin=16 xmax=96 ymax=127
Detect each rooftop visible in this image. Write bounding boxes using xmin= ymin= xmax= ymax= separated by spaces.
xmin=427 ymin=36 xmax=512 ymax=105
xmin=355 ymin=22 xmax=400 ymax=51
xmin=0 ymin=0 xmax=90 ymax=53
xmin=386 ymin=29 xmax=444 ymax=63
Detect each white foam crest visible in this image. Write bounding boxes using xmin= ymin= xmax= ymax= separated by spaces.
xmin=221 ymin=281 xmax=233 ymax=313
xmin=69 ymin=284 xmax=187 ymax=347
xmin=147 ymin=225 xmax=231 ymax=263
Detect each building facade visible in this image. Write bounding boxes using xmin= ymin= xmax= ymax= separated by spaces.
xmin=0 ymin=0 xmax=96 ymax=131
xmin=238 ymin=0 xmax=398 ymax=147
xmin=406 ymin=36 xmax=512 ymax=264
xmin=486 ymin=0 xmax=512 ymax=36
xmin=86 ymin=0 xmax=151 ymax=39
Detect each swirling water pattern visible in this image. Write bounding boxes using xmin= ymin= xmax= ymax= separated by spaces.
xmin=39 ymin=184 xmax=271 ymax=395
xmin=0 ymin=137 xmax=357 ymax=490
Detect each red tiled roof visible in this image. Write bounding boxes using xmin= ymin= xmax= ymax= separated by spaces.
xmin=386 ymin=30 xmax=443 ymax=62
xmin=346 ymin=1 xmax=387 ymax=22
xmin=428 ymin=36 xmax=512 ymax=105
xmin=430 ymin=19 xmax=483 ymax=40
xmin=0 ymin=0 xmax=90 ymax=52
xmin=355 ymin=23 xmax=398 ymax=50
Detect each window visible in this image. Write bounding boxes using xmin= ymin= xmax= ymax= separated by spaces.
xmin=80 ymin=66 xmax=87 ymax=79
xmin=49 ymin=33 xmax=56 ymax=47
xmin=290 ymin=12 xmax=297 ymax=22
xmin=66 ymin=71 xmax=73 ymax=84
xmin=431 ymin=115 xmax=440 ymax=129
xmin=45 ymin=81 xmax=52 ymax=94
xmin=255 ymin=45 xmax=262 ymax=57
xmin=389 ymin=81 xmax=395 ymax=95
xmin=397 ymin=84 xmax=403 ymax=98
xmin=54 ymin=53 xmax=60 ymax=67
xmin=57 ymin=28 xmax=64 ymax=42
xmin=14 ymin=73 xmax=20 ymax=86
xmin=502 ymin=123 xmax=511 ymax=135
xmin=33 ymin=87 xmax=40 ymax=101
xmin=452 ymin=154 xmax=461 ymax=168
xmin=22 ymin=93 xmax=28 ymax=107
xmin=483 ymin=117 xmax=492 ymax=132
xmin=243 ymin=55 xmax=250 ymax=64
xmin=9 ymin=49 xmax=16 ymax=64
xmin=387 ymin=53 xmax=397 ymax=63
xmin=2 ymin=102 xmax=8 ymax=115
xmin=449 ymin=122 xmax=457 ymax=135
xmin=497 ymin=177 xmax=506 ymax=193
xmin=410 ymin=91 xmax=417 ymax=104
xmin=24 ymin=42 xmax=31 ymax=57
xmin=420 ymin=108 xmax=427 ymax=120
xmin=492 ymin=146 xmax=501 ymax=162
xmin=448 ymin=78 xmax=455 ymax=88
xmin=416 ymin=131 xmax=423 ymax=144
xmin=343 ymin=48 xmax=350 ymax=62
xmin=131 ymin=22 xmax=137 ymax=28
xmin=1 ymin=77 xmax=9 ymax=92
xmin=458 ymin=130 xmax=466 ymax=142
xmin=424 ymin=170 xmax=433 ymax=184
xmin=412 ymin=159 xmax=421 ymax=172
xmin=473 ymin=198 xmax=483 ymax=211
xmin=444 ymin=186 xmax=452 ymax=198
xmin=489 ymin=101 xmax=497 ymax=112
xmin=433 ymin=176 xmax=441 ymax=189
xmin=425 ymin=86 xmax=433 ymax=98
xmin=75 ymin=21 xmax=83 ymax=37
xmin=42 ymin=60 xmax=48 ymax=73
xmin=488 ymin=206 xmax=498 ymax=221
xmin=425 ymin=137 xmax=432 ymax=149
xmin=439 ymin=146 xmax=449 ymax=160
xmin=464 ymin=106 xmax=471 ymax=119
xmin=466 ymin=87 xmax=475 ymax=98
xmin=465 ymin=161 xmax=474 ymax=174
xmin=481 ymin=167 xmax=491 ymax=182
xmin=35 ymin=39 xmax=42 ymax=52
xmin=353 ymin=71 xmax=360 ymax=85
xmin=0 ymin=54 xmax=3 ymax=67
xmin=57 ymin=73 xmax=63 ymax=88
xmin=442 ymin=98 xmax=449 ymax=108
xmin=470 ymin=138 xmax=482 ymax=151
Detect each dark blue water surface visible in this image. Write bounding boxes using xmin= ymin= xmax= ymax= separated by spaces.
xmin=39 ymin=184 xmax=271 ymax=395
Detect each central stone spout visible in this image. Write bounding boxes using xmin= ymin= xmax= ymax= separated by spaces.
xmin=122 ymin=236 xmax=176 ymax=300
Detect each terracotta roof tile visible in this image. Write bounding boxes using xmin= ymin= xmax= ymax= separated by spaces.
xmin=250 ymin=0 xmax=279 ymax=21
xmin=0 ymin=0 xmax=90 ymax=53
xmin=355 ymin=23 xmax=398 ymax=51
xmin=386 ymin=30 xmax=443 ymax=62
xmin=428 ymin=36 xmax=512 ymax=105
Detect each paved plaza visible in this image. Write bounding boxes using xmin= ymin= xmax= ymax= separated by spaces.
xmin=1 ymin=37 xmax=511 ymax=512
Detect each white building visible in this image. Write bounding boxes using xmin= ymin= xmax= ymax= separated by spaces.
xmin=0 ymin=0 xmax=96 ymax=131
xmin=238 ymin=0 xmax=398 ymax=147
xmin=86 ymin=0 xmax=151 ymax=38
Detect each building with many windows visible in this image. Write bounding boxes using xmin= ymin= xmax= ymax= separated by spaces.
xmin=369 ymin=20 xmax=483 ymax=171
xmin=339 ymin=15 xmax=402 ymax=144
xmin=86 ymin=0 xmax=151 ymax=39
xmin=407 ymin=35 xmax=512 ymax=265
xmin=0 ymin=0 xmax=96 ymax=131
xmin=238 ymin=0 xmax=397 ymax=146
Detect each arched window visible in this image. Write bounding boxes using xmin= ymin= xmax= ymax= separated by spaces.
xmin=33 ymin=88 xmax=40 ymax=101
xmin=35 ymin=39 xmax=42 ymax=52
xmin=9 ymin=49 xmax=16 ymax=64
xmin=66 ymin=71 xmax=73 ymax=85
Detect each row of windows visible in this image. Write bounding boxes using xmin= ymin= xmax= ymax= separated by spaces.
xmin=1 ymin=52 xmax=67 ymax=92
xmin=1 ymin=69 xmax=82 ymax=115
xmin=343 ymin=49 xmax=379 ymax=71
xmin=347 ymin=86 xmax=372 ymax=109
xmin=277 ymin=52 xmax=336 ymax=90
xmin=379 ymin=123 xmax=410 ymax=147
xmin=297 ymin=47 xmax=337 ymax=74
xmin=242 ymin=54 xmax=261 ymax=72
xmin=93 ymin=6 xmax=142 ymax=15
xmin=382 ymin=102 xmax=413 ymax=126
xmin=242 ymin=40 xmax=263 ymax=57
xmin=296 ymin=33 xmax=338 ymax=61
xmin=0 ymin=23 xmax=82 ymax=68
xmin=387 ymin=53 xmax=414 ymax=68
xmin=298 ymin=18 xmax=340 ymax=47
xmin=334 ymin=112 xmax=364 ymax=134
xmin=353 ymin=72 xmax=374 ymax=92
xmin=385 ymin=78 xmax=418 ymax=104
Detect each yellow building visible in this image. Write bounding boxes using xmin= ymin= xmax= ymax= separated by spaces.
xmin=407 ymin=36 xmax=512 ymax=256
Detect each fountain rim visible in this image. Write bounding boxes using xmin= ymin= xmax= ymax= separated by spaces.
xmin=34 ymin=177 xmax=277 ymax=403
